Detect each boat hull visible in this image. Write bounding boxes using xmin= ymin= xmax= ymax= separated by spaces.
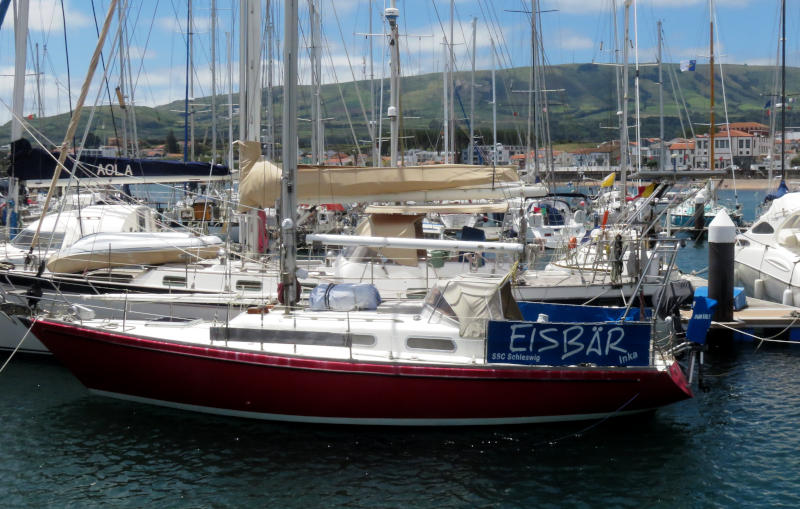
xmin=30 ymin=319 xmax=693 ymax=426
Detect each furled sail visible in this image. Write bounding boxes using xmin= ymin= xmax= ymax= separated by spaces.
xmin=236 ymin=141 xmax=537 ymax=210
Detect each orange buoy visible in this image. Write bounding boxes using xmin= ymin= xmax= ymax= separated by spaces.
xmin=568 ymin=236 xmax=578 ymax=250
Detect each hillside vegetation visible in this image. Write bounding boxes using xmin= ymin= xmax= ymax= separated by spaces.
xmin=2 ymin=63 xmax=792 ymax=157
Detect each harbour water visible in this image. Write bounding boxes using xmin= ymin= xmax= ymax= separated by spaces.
xmin=2 ymin=190 xmax=799 ymax=507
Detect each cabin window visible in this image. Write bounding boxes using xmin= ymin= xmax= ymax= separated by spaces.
xmin=163 ymin=275 xmax=187 ymax=287
xmin=235 ymin=280 xmax=262 ymax=291
xmin=12 ymin=231 xmax=65 ymax=249
xmin=406 ymin=337 xmax=456 ymax=352
xmin=351 ymin=334 xmax=376 ymax=347
xmin=752 ymin=222 xmax=774 ymax=234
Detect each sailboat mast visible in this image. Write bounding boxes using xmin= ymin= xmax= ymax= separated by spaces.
xmin=449 ymin=0 xmax=455 ymax=163
xmin=469 ymin=17 xmax=476 ymax=165
xmin=658 ymin=20 xmax=665 ymax=170
xmin=386 ymin=1 xmax=400 ymax=166
xmin=281 ymin=0 xmax=299 ymax=308
xmin=8 ymin=0 xmax=29 ymax=241
xmin=781 ymin=0 xmax=786 ymax=179
xmin=443 ymin=37 xmax=449 ymax=164
xmin=119 ymin=0 xmax=128 ymax=157
xmin=709 ymin=0 xmax=715 ymax=170
xmin=525 ymin=0 xmax=534 ymax=180
xmin=239 ymin=0 xmax=261 ymax=143
xmin=267 ymin=0 xmax=275 ymax=161
xmin=309 ymin=0 xmax=323 ymax=164
xmin=620 ymin=0 xmax=631 ymax=201
xmin=183 ymin=1 xmax=190 ymax=162
xmin=189 ymin=0 xmax=195 ymax=161
xmin=211 ymin=0 xmax=217 ymax=163
xmin=532 ymin=0 xmax=541 ymax=181
xmin=370 ymin=1 xmax=378 ymax=167
xmin=491 ymin=38 xmax=497 ymax=167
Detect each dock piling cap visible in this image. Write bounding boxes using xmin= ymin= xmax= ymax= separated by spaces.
xmin=708 ymin=210 xmax=737 ymax=244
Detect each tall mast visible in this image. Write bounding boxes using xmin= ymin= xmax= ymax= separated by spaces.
xmin=525 ymin=0 xmax=534 ymax=180
xmin=309 ymin=0 xmax=323 ymax=164
xmin=189 ymin=0 xmax=195 ymax=160
xmin=781 ymin=0 xmax=786 ymax=179
xmin=266 ymin=0 xmax=275 ymax=161
xmin=8 ymin=0 xmax=29 ymax=240
xmin=442 ymin=37 xmax=449 ymax=163
xmin=281 ymin=0 xmax=299 ymax=308
xmin=469 ymin=17 xmax=476 ymax=165
xmin=491 ymin=38 xmax=497 ymax=167
xmin=658 ymin=20 xmax=665 ymax=170
xmin=183 ymin=1 xmax=190 ymax=162
xmin=211 ymin=0 xmax=217 ymax=163
xmin=620 ymin=0 xmax=631 ymax=201
xmin=370 ymin=1 xmax=378 ymax=166
xmin=386 ymin=1 xmax=400 ymax=166
xmin=709 ymin=0 xmax=715 ymax=170
xmin=239 ymin=0 xmax=261 ymax=143
xmin=448 ymin=0 xmax=455 ymax=163
xmin=119 ymin=0 xmax=128 ymax=157
xmin=532 ymin=0 xmax=541 ymax=181
xmin=226 ymin=30 xmax=234 ymax=168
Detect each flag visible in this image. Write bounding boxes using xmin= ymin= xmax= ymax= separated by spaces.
xmin=636 ymin=182 xmax=656 ymax=198
xmin=680 ymin=59 xmax=696 ymax=72
xmin=765 ymin=99 xmax=772 ymax=109
xmin=600 ymin=172 xmax=616 ymax=188
xmin=26 ymin=114 xmax=35 ymax=119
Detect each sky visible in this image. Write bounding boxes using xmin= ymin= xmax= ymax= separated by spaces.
xmin=0 ymin=0 xmax=795 ymax=126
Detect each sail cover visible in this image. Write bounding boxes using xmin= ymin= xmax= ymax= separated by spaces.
xmin=236 ymin=141 xmax=523 ymax=210
xmin=10 ymin=139 xmax=230 ymax=186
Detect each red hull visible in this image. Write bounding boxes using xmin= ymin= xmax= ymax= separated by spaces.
xmin=31 ymin=319 xmax=693 ymax=425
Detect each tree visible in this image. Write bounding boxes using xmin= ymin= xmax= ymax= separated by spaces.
xmin=166 ymin=130 xmax=179 ymax=154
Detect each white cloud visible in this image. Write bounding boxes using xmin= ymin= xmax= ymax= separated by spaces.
xmin=542 ymin=0 xmax=750 ymax=14
xmin=27 ymin=0 xmax=91 ymax=32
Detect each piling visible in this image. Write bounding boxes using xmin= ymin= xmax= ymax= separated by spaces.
xmin=707 ymin=210 xmax=737 ymax=345
xmin=693 ymin=192 xmax=706 ymax=240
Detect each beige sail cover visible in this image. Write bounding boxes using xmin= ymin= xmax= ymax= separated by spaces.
xmin=354 ymin=213 xmax=425 ymax=267
xmin=236 ymin=141 xmax=521 ymax=210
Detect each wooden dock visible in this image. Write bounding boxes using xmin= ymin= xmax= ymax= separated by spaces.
xmin=681 ymin=274 xmax=800 ymax=331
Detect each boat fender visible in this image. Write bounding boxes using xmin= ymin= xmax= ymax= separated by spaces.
xmin=568 ymin=236 xmax=577 ymax=250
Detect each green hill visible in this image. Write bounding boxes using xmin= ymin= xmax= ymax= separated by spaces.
xmin=1 ymin=63 xmax=791 ymax=158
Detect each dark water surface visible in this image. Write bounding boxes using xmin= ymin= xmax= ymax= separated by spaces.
xmin=2 ymin=347 xmax=799 ymax=508
xmin=2 ymin=190 xmax=799 ymax=507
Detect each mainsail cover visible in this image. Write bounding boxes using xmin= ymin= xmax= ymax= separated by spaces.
xmin=10 ymin=139 xmax=230 ymax=186
xmin=236 ymin=141 xmax=523 ymax=210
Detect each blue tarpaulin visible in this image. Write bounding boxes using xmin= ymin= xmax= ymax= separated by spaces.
xmin=686 ymin=293 xmax=717 ymax=344
xmin=518 ymin=301 xmax=651 ymax=323
xmin=765 ymin=180 xmax=789 ymax=202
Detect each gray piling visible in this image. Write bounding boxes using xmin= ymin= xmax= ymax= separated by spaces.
xmin=707 ymin=210 xmax=737 ymax=345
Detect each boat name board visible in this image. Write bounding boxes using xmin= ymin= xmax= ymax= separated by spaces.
xmin=486 ymin=321 xmax=650 ymax=367
xmin=95 ymin=163 xmax=135 ymax=177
